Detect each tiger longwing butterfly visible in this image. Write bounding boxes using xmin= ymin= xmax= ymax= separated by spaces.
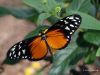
xmin=7 ymin=14 xmax=82 ymax=61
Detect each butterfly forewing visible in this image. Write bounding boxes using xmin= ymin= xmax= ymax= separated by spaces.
xmin=46 ymin=14 xmax=82 ymax=50
xmin=46 ymin=29 xmax=70 ymax=50
xmin=48 ymin=14 xmax=82 ymax=36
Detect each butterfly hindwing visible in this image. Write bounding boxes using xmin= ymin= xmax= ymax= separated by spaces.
xmin=7 ymin=36 xmax=48 ymax=61
xmin=7 ymin=38 xmax=33 ymax=60
xmin=46 ymin=29 xmax=70 ymax=50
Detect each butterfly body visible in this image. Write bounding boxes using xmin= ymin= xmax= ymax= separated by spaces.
xmin=7 ymin=14 xmax=82 ymax=61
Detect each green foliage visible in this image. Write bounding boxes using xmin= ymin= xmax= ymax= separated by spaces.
xmin=49 ymin=33 xmax=89 ymax=75
xmin=67 ymin=11 xmax=100 ymax=30
xmin=66 ymin=0 xmax=92 ymax=13
xmin=1 ymin=0 xmax=100 ymax=75
xmin=96 ymin=47 xmax=100 ymax=57
xmin=85 ymin=50 xmax=96 ymax=64
xmin=25 ymin=25 xmax=49 ymax=39
xmin=66 ymin=0 xmax=100 ymax=30
xmin=84 ymin=30 xmax=100 ymax=45
xmin=0 ymin=7 xmax=37 ymax=19
xmin=37 ymin=13 xmax=51 ymax=25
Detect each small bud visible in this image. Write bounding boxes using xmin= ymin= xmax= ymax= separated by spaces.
xmin=55 ymin=6 xmax=61 ymax=13
xmin=42 ymin=0 xmax=47 ymax=4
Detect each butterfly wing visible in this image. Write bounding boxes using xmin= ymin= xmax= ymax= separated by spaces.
xmin=46 ymin=29 xmax=70 ymax=50
xmin=29 ymin=37 xmax=48 ymax=60
xmin=7 ymin=14 xmax=82 ymax=61
xmin=48 ymin=14 xmax=82 ymax=35
xmin=7 ymin=36 xmax=48 ymax=61
xmin=46 ymin=14 xmax=82 ymax=50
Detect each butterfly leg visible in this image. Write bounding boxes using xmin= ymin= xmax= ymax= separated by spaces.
xmin=44 ymin=39 xmax=53 ymax=60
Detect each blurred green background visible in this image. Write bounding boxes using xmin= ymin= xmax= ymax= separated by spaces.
xmin=0 ymin=0 xmax=100 ymax=75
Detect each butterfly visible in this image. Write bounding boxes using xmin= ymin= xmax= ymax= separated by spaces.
xmin=7 ymin=14 xmax=82 ymax=61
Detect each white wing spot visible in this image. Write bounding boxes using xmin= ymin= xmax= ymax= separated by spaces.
xmin=19 ymin=42 xmax=22 ymax=44
xmin=70 ymin=24 xmax=74 ymax=27
xmin=60 ymin=20 xmax=63 ymax=21
xmin=18 ymin=51 xmax=21 ymax=56
xmin=18 ymin=45 xmax=21 ymax=49
xmin=72 ymin=30 xmax=75 ymax=32
xmin=22 ymin=49 xmax=26 ymax=54
xmin=13 ymin=45 xmax=17 ymax=48
xmin=25 ymin=56 xmax=27 ymax=58
xmin=72 ymin=19 xmax=77 ymax=21
xmin=14 ymin=55 xmax=16 ymax=57
xmin=64 ymin=20 xmax=68 ymax=24
xmin=69 ymin=16 xmax=74 ymax=19
xmin=65 ymin=26 xmax=70 ymax=30
xmin=66 ymin=17 xmax=69 ymax=19
xmin=75 ymin=26 xmax=77 ymax=28
xmin=75 ymin=22 xmax=78 ymax=25
xmin=70 ymin=32 xmax=73 ymax=34
xmin=13 ymin=51 xmax=15 ymax=54
xmin=22 ymin=56 xmax=25 ymax=58
xmin=67 ymin=36 xmax=70 ymax=39
xmin=75 ymin=17 xmax=79 ymax=20
xmin=11 ymin=57 xmax=12 ymax=59
xmin=9 ymin=53 xmax=12 ymax=56
xmin=11 ymin=47 xmax=15 ymax=51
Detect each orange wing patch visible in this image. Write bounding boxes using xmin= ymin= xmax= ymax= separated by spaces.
xmin=29 ymin=37 xmax=48 ymax=60
xmin=47 ymin=29 xmax=68 ymax=49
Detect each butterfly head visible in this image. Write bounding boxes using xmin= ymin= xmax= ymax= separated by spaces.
xmin=38 ymin=29 xmax=48 ymax=40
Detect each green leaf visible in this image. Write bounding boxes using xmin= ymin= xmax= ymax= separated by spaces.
xmin=84 ymin=30 xmax=100 ymax=45
xmin=47 ymin=0 xmax=59 ymax=11
xmin=66 ymin=11 xmax=100 ymax=30
xmin=0 ymin=7 xmax=9 ymax=16
xmin=85 ymin=51 xmax=96 ymax=64
xmin=23 ymin=0 xmax=44 ymax=12
xmin=96 ymin=47 xmax=100 ymax=57
xmin=69 ymin=47 xmax=89 ymax=65
xmin=67 ymin=0 xmax=92 ymax=13
xmin=0 ymin=6 xmax=37 ymax=19
xmin=37 ymin=13 xmax=51 ymax=25
xmin=23 ymin=0 xmax=49 ymax=12
xmin=25 ymin=25 xmax=49 ymax=39
xmin=8 ymin=7 xmax=37 ymax=19
xmin=23 ymin=0 xmax=62 ymax=14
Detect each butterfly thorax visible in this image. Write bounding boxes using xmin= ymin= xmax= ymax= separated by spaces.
xmin=41 ymin=33 xmax=47 ymax=40
xmin=38 ymin=29 xmax=48 ymax=40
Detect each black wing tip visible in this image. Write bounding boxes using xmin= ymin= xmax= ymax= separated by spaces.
xmin=73 ymin=14 xmax=82 ymax=19
xmin=67 ymin=14 xmax=82 ymax=21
